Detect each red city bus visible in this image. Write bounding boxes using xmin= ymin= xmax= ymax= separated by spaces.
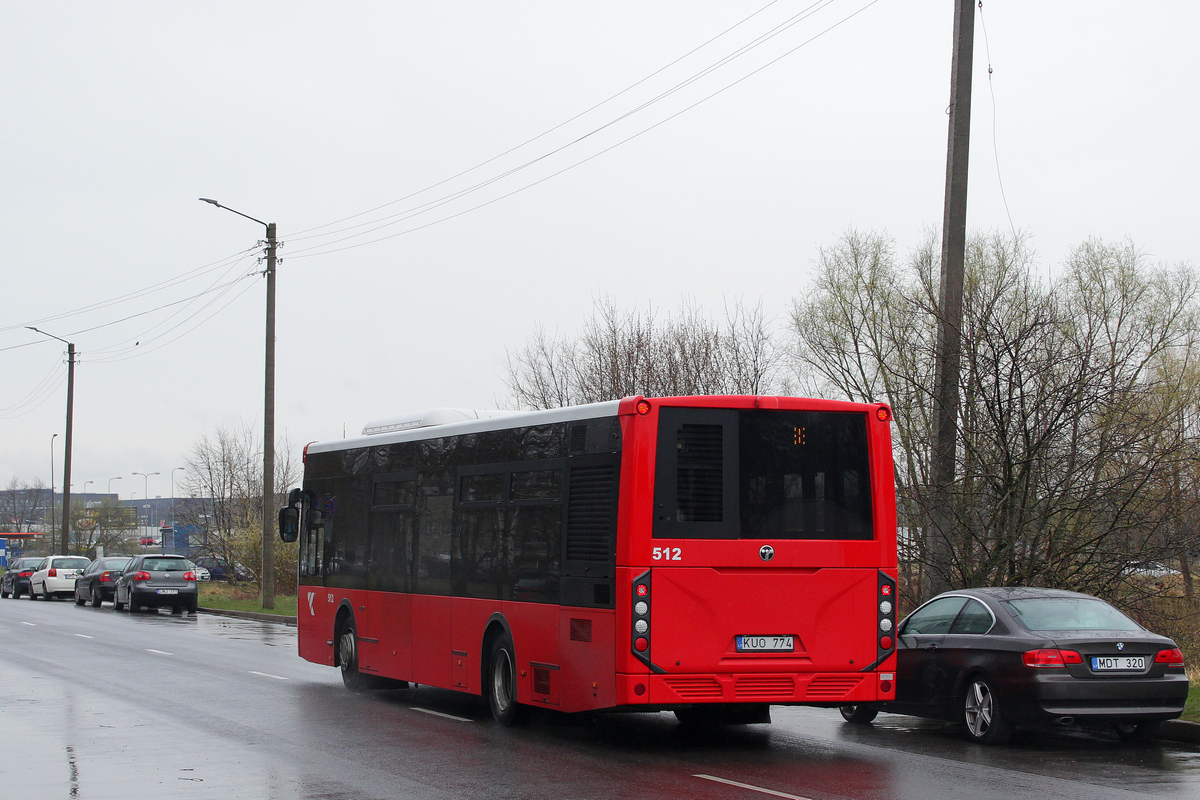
xmin=279 ymin=395 xmax=898 ymax=724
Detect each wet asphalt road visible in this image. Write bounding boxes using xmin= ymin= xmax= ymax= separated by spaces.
xmin=3 ymin=598 xmax=1199 ymax=800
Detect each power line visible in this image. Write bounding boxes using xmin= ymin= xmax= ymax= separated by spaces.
xmin=287 ymin=0 xmax=879 ymax=260
xmin=977 ymin=0 xmax=1017 ymax=240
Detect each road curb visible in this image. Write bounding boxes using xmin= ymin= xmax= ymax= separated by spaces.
xmin=198 ymin=606 xmax=297 ymax=626
xmin=1162 ymin=719 xmax=1200 ymax=744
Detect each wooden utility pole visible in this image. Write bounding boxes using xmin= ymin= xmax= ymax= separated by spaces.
xmin=925 ymin=0 xmax=975 ymax=598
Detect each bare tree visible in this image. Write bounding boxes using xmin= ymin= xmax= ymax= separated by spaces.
xmin=791 ymin=230 xmax=1200 ymax=614
xmin=503 ymin=297 xmax=785 ymax=409
xmin=177 ymin=422 xmax=300 ymax=592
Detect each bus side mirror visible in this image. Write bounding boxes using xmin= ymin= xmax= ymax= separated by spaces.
xmin=278 ymin=507 xmax=300 ymax=543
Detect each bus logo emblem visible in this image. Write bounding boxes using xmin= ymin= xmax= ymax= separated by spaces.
xmin=759 ymin=545 xmax=775 ymax=562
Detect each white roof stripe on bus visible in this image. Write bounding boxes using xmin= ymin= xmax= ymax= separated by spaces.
xmin=306 ymin=399 xmax=624 ymax=454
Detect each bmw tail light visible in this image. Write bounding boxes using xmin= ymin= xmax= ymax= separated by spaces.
xmin=1156 ymin=648 xmax=1185 ymax=668
xmin=100 ymin=572 xmax=113 ymax=582
xmin=48 ymin=569 xmax=58 ymax=578
xmin=1023 ymin=648 xmax=1083 ymax=668
xmin=19 ymin=571 xmax=33 ymax=578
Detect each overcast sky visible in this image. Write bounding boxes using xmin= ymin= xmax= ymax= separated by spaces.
xmin=2 ymin=1 xmax=1197 ymax=501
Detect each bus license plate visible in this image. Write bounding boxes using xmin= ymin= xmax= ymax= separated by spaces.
xmin=1092 ymin=656 xmax=1145 ymax=671
xmin=156 ymin=589 xmax=179 ymax=595
xmin=737 ymin=636 xmax=794 ymax=653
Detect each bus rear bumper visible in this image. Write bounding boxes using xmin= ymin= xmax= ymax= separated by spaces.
xmin=616 ymin=671 xmax=894 ymax=707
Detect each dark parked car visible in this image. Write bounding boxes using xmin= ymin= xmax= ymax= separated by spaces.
xmin=73 ymin=556 xmax=132 ymax=607
xmin=113 ymin=554 xmax=198 ymax=614
xmin=189 ymin=556 xmax=250 ymax=582
xmin=839 ymin=587 xmax=1188 ymax=744
xmin=1 ymin=557 xmax=46 ymax=599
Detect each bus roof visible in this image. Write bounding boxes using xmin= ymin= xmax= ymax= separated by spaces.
xmin=306 ymin=399 xmax=624 ymax=455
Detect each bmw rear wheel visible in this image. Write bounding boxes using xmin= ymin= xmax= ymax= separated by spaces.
xmin=91 ymin=587 xmax=103 ymax=608
xmin=962 ymin=676 xmax=1010 ymax=744
xmin=1115 ymin=721 xmax=1163 ymax=742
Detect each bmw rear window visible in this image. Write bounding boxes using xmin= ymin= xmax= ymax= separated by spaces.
xmin=1006 ymin=597 xmax=1142 ymax=632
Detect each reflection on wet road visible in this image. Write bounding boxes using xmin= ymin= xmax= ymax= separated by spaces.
xmin=2 ymin=599 xmax=1198 ymax=799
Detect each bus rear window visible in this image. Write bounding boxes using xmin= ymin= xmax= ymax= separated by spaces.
xmin=653 ymin=408 xmax=874 ymax=540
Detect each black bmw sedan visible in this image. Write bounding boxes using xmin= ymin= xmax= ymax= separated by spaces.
xmin=839 ymin=587 xmax=1188 ymax=744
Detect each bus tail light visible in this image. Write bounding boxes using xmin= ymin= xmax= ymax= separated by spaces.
xmin=875 ymin=405 xmax=892 ymax=422
xmin=877 ymin=572 xmax=896 ymax=660
xmin=631 ymin=571 xmax=655 ymax=671
xmin=636 ymin=399 xmax=652 ymax=415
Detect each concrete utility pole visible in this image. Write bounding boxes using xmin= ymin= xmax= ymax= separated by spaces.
xmin=30 ymin=328 xmax=76 ymax=555
xmin=925 ymin=0 xmax=975 ymax=599
xmin=199 ymin=199 xmax=277 ymax=610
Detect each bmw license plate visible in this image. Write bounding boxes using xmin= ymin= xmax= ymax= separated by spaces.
xmin=1092 ymin=656 xmax=1146 ymax=671
xmin=156 ymin=589 xmax=179 ymax=595
xmin=737 ymin=636 xmax=794 ymax=653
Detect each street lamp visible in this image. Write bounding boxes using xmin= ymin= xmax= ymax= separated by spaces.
xmin=132 ymin=472 xmax=158 ymax=527
xmin=50 ymin=433 xmax=58 ymax=535
xmin=200 ymin=197 xmax=278 ymax=610
xmin=170 ymin=466 xmax=185 ymax=525
xmin=108 ymin=476 xmax=122 ymax=496
xmin=29 ymin=327 xmax=76 ymax=555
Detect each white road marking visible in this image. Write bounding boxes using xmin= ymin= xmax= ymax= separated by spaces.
xmin=411 ymin=707 xmax=472 ymax=722
xmin=694 ymin=775 xmax=815 ymax=800
xmin=249 ymin=671 xmax=289 ymax=680
xmin=20 ymin=622 xmax=36 ymax=626
xmin=73 ymin=634 xmax=94 ymax=639
xmin=146 ymin=649 xmax=173 ymax=655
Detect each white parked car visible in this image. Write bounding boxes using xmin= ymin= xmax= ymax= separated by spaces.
xmin=29 ymin=555 xmax=92 ymax=600
xmin=185 ymin=560 xmax=211 ymax=581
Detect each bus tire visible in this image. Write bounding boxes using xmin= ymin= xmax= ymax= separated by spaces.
xmin=839 ymin=704 xmax=879 ymax=723
xmin=338 ymin=618 xmax=373 ymax=692
xmin=485 ymin=633 xmax=523 ymax=725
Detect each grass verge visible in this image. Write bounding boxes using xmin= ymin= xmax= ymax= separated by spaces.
xmin=1183 ymin=681 xmax=1200 ymax=723
xmin=198 ymin=581 xmax=297 ymax=617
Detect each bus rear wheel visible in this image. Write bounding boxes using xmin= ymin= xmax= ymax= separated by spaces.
xmin=485 ymin=634 xmax=523 ymax=725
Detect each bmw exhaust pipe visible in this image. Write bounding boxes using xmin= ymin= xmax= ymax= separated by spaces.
xmin=1057 ymin=716 xmax=1075 ymax=726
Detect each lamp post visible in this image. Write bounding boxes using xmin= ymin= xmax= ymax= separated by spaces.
xmin=30 ymin=327 xmax=75 ymax=555
xmin=200 ymin=197 xmax=277 ymax=610
xmin=108 ymin=476 xmax=122 ymax=496
xmin=170 ymin=466 xmax=185 ymax=526
xmin=132 ymin=472 xmax=158 ymax=527
xmin=50 ymin=433 xmax=58 ymax=536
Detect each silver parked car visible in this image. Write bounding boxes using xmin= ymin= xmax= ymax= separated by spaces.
xmin=113 ymin=554 xmax=198 ymax=614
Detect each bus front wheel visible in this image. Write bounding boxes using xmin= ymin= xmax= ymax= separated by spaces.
xmin=338 ymin=619 xmax=372 ymax=692
xmin=485 ymin=634 xmax=523 ymax=725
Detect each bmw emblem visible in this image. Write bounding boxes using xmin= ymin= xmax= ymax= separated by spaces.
xmin=1117 ymin=642 xmax=1125 ymax=651
xmin=759 ymin=545 xmax=775 ymax=562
